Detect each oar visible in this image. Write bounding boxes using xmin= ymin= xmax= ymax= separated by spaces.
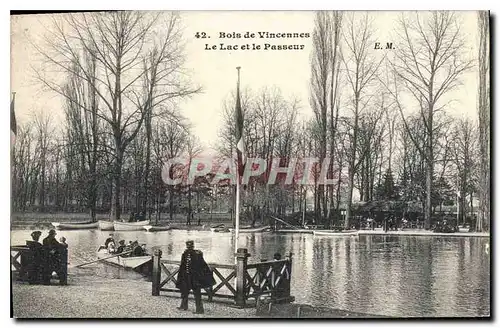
xmin=74 ymin=250 xmax=134 ymax=268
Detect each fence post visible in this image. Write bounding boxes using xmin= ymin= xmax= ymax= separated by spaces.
xmin=235 ymin=248 xmax=250 ymax=308
xmin=285 ymin=252 xmax=293 ymax=298
xmin=152 ymin=249 xmax=162 ymax=296
xmin=59 ymin=247 xmax=68 ymax=285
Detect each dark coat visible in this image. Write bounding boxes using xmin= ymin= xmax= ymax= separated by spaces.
xmin=26 ymin=240 xmax=43 ymax=283
xmin=176 ymin=249 xmax=215 ymax=290
xmin=43 ymin=235 xmax=61 ymax=247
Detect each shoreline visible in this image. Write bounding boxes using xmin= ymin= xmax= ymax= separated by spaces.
xmin=269 ymin=229 xmax=490 ymax=238
xmin=11 ymin=272 xmax=256 ymax=318
xmin=10 ymin=215 xmax=489 ymax=238
xmin=12 ymin=271 xmax=388 ymax=319
xmin=10 ymin=225 xmax=490 ymax=238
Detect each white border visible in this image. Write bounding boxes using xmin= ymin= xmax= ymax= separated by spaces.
xmin=3 ymin=1 xmax=498 ymax=328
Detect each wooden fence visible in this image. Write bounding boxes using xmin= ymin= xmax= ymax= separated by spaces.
xmin=11 ymin=244 xmax=68 ymax=285
xmin=151 ymin=248 xmax=295 ymax=307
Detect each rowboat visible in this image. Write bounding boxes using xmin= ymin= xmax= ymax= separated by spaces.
xmin=143 ymin=225 xmax=171 ymax=232
xmin=229 ymin=225 xmax=271 ymax=233
xmin=52 ymin=221 xmax=99 ymax=230
xmin=210 ymin=227 xmax=230 ymax=233
xmin=313 ymin=230 xmax=358 ymax=236
xmin=96 ymin=248 xmax=151 ymax=270
xmin=113 ymin=220 xmax=150 ymax=231
xmin=98 ymin=220 xmax=114 ymax=231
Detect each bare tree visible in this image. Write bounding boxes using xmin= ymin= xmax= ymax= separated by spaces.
xmin=477 ymin=11 xmax=490 ymax=232
xmin=451 ymin=117 xmax=478 ymax=225
xmin=386 ymin=12 xmax=473 ymax=229
xmin=185 ymin=135 xmax=203 ymax=225
xmin=342 ymin=13 xmax=382 ymax=229
xmin=310 ymin=11 xmax=343 ymax=223
xmin=62 ymin=52 xmax=102 ymax=221
xmin=33 ymin=12 xmax=200 ymax=220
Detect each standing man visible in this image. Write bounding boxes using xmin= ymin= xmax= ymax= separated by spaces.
xmin=176 ymin=240 xmax=214 ymax=314
xmin=26 ymin=231 xmax=43 ymax=284
xmin=42 ymin=230 xmax=67 ymax=285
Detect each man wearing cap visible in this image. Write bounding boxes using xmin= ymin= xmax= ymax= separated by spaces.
xmin=43 ymin=229 xmax=61 ymax=247
xmin=42 ymin=230 xmax=67 ymax=285
xmin=115 ymin=240 xmax=126 ymax=254
xmin=176 ymin=240 xmax=214 ymax=314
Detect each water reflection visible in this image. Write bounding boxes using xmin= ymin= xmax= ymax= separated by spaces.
xmin=11 ymin=230 xmax=490 ymax=317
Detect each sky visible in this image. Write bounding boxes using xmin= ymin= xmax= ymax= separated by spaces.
xmin=10 ymin=11 xmax=480 ymax=150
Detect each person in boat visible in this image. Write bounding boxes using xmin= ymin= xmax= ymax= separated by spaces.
xmin=104 ymin=234 xmax=115 ymax=248
xmin=26 ymin=231 xmax=43 ymax=284
xmin=122 ymin=241 xmax=134 ymax=257
xmin=176 ymin=240 xmax=215 ymax=314
xmin=115 ymin=240 xmax=126 ymax=254
xmin=107 ymin=240 xmax=116 ymax=253
xmin=273 ymin=252 xmax=282 ymax=261
xmin=132 ymin=242 xmax=145 ymax=257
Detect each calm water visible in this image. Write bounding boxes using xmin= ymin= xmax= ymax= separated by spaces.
xmin=11 ymin=229 xmax=490 ymax=317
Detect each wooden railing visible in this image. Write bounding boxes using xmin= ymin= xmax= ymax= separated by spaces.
xmin=11 ymin=245 xmax=30 ymax=278
xmin=151 ymin=248 xmax=295 ymax=307
xmin=11 ymin=244 xmax=68 ymax=285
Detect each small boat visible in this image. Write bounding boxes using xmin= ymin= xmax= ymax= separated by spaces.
xmin=98 ymin=220 xmax=114 ymax=231
xmin=210 ymin=227 xmax=230 ymax=233
xmin=52 ymin=221 xmax=99 ymax=230
xmin=143 ymin=225 xmax=171 ymax=232
xmin=313 ymin=230 xmax=358 ymax=236
xmin=96 ymin=248 xmax=151 ymax=270
xmin=113 ymin=220 xmax=150 ymax=231
xmin=210 ymin=224 xmax=230 ymax=233
xmin=229 ymin=225 xmax=271 ymax=233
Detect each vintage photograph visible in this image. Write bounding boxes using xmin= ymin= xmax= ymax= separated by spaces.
xmin=10 ymin=10 xmax=490 ymax=318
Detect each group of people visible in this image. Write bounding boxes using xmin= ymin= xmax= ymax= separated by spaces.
xmin=102 ymin=235 xmax=147 ymax=257
xmin=25 ymin=229 xmax=68 ymax=285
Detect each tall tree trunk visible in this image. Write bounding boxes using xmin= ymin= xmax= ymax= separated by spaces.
xmin=110 ymin=146 xmax=123 ymax=221
xmin=169 ymin=187 xmax=174 ymax=220
xmin=345 ymin=160 xmax=355 ymax=230
xmin=143 ymin=109 xmax=152 ymax=217
xmin=477 ymin=11 xmax=490 ymax=232
xmin=425 ymin=128 xmax=433 ymax=230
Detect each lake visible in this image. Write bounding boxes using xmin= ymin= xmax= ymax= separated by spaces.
xmin=10 ymin=229 xmax=490 ymax=317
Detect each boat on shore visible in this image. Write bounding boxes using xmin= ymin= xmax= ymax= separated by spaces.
xmin=229 ymin=225 xmax=271 ymax=233
xmin=275 ymin=229 xmax=314 ymax=234
xmin=313 ymin=230 xmax=358 ymax=236
xmin=143 ymin=225 xmax=171 ymax=232
xmin=98 ymin=220 xmax=114 ymax=231
xmin=113 ymin=220 xmax=150 ymax=231
xmin=210 ymin=227 xmax=230 ymax=232
xmin=210 ymin=224 xmax=230 ymax=232
xmin=52 ymin=221 xmax=99 ymax=230
xmin=96 ymin=248 xmax=151 ymax=270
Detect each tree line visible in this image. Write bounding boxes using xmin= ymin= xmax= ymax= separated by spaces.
xmin=11 ymin=11 xmax=490 ymax=232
